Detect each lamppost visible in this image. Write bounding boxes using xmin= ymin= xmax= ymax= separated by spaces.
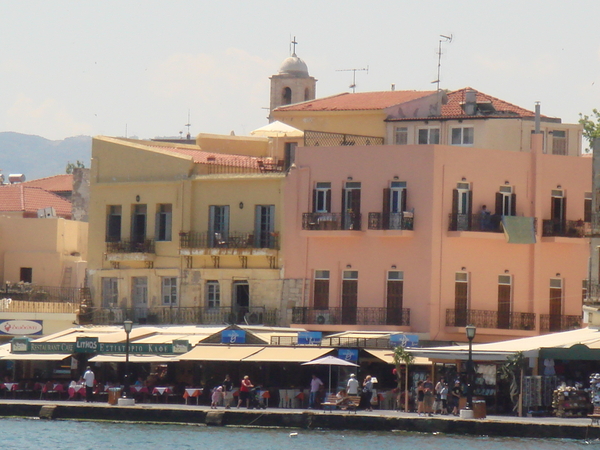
xmin=122 ymin=320 xmax=133 ymax=399
xmin=465 ymin=324 xmax=476 ymax=410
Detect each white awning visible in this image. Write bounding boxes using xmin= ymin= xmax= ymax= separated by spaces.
xmin=242 ymin=347 xmax=333 ymax=362
xmin=365 ymin=349 xmax=432 ymax=365
xmin=88 ymin=354 xmax=179 ymax=363
xmin=177 ymin=345 xmax=264 ymax=361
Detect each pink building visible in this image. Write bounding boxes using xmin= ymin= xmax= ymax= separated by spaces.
xmin=280 ymin=92 xmax=591 ymax=344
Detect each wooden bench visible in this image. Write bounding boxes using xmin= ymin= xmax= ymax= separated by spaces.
xmin=321 ymin=394 xmax=360 ymax=413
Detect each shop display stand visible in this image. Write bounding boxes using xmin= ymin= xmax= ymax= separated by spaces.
xmin=552 ymin=384 xmax=591 ymax=418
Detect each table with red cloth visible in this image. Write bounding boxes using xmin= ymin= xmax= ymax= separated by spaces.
xmin=152 ymin=386 xmax=174 ymax=403
xmin=183 ymin=388 xmax=203 ymax=405
xmin=68 ymin=384 xmax=86 ymax=400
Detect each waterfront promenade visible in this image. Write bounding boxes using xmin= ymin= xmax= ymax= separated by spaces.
xmin=0 ymin=398 xmax=599 ymax=441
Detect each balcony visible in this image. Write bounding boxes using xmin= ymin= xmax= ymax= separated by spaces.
xmin=446 ymin=308 xmax=535 ymax=330
xmin=368 ymin=212 xmax=414 ymax=231
xmin=448 ymin=214 xmax=504 ymax=232
xmin=0 ymin=285 xmax=89 ymax=314
xmin=292 ymin=307 xmax=410 ymax=326
xmin=105 ymin=239 xmax=156 ymax=264
xmin=179 ymin=231 xmax=279 ymax=255
xmin=301 ymin=213 xmax=361 ymax=231
xmin=91 ymin=306 xmax=278 ymax=326
xmin=542 ymin=219 xmax=588 ymax=238
xmin=540 ymin=314 xmax=582 ymax=332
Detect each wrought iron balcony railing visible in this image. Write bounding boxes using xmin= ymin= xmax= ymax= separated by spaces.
xmin=368 ymin=212 xmax=414 ymax=230
xmin=542 ymin=219 xmax=588 ymax=238
xmin=179 ymin=231 xmax=279 ymax=250
xmin=292 ymin=306 xmax=410 ymax=326
xmin=540 ymin=314 xmax=582 ymax=332
xmin=91 ymin=306 xmax=278 ymax=326
xmin=106 ymin=239 xmax=155 ymax=254
xmin=446 ymin=308 xmax=536 ymax=330
xmin=448 ymin=213 xmax=503 ymax=232
xmin=301 ymin=213 xmax=362 ymax=231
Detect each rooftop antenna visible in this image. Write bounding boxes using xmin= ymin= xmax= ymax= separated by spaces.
xmin=431 ymin=34 xmax=453 ymax=92
xmin=336 ymin=66 xmax=369 ymax=93
xmin=184 ymin=110 xmax=191 ymax=139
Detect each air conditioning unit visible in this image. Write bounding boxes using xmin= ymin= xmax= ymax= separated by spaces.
xmin=315 ymin=312 xmax=331 ymax=325
xmin=37 ymin=207 xmax=56 ymax=218
xmin=244 ymin=312 xmax=261 ymax=325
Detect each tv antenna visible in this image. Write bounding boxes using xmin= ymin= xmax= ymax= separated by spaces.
xmin=184 ymin=110 xmax=191 ymax=139
xmin=336 ymin=66 xmax=369 ymax=93
xmin=431 ymin=34 xmax=452 ymax=92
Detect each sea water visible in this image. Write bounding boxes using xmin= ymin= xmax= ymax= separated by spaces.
xmin=0 ymin=418 xmax=590 ymax=450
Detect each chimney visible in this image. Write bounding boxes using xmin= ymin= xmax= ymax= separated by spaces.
xmin=464 ymin=90 xmax=477 ymax=116
xmin=534 ymin=102 xmax=541 ymax=134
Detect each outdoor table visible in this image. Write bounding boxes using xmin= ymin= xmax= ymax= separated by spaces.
xmin=183 ymin=388 xmax=203 ymax=405
xmin=152 ymin=386 xmax=174 ymax=403
xmin=130 ymin=385 xmax=149 ymax=401
xmin=68 ymin=384 xmax=86 ymax=400
xmin=2 ymin=382 xmax=18 ymax=398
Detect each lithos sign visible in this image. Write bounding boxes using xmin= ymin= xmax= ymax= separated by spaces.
xmin=0 ymin=320 xmax=43 ymax=335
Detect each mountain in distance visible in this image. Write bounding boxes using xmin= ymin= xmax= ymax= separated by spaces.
xmin=0 ymin=132 xmax=92 ymax=181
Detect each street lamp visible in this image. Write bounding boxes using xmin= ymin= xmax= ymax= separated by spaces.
xmin=465 ymin=324 xmax=476 ymax=410
xmin=122 ymin=320 xmax=133 ymax=399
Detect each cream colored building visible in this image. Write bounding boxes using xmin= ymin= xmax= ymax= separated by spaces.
xmin=87 ymin=136 xmax=287 ymax=326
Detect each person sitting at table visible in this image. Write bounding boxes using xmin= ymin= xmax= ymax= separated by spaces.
xmin=134 ymin=376 xmax=145 ymax=386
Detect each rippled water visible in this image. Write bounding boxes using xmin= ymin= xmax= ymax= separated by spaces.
xmin=0 ymin=418 xmax=589 ymax=450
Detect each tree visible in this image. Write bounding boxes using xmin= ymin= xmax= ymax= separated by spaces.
xmin=499 ymin=351 xmax=527 ymax=415
xmin=65 ymin=160 xmax=85 ymax=174
xmin=393 ymin=345 xmax=414 ymax=411
xmin=579 ymin=109 xmax=600 ymax=152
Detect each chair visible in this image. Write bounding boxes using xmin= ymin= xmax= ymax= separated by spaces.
xmin=214 ymin=233 xmax=228 ymax=247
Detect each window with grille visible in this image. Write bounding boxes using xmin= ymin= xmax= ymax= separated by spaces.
xmin=395 ymin=127 xmax=408 ymax=145
xmin=552 ymin=130 xmax=567 ymax=155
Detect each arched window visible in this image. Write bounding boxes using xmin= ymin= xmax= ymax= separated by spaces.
xmin=282 ymin=87 xmax=292 ymax=105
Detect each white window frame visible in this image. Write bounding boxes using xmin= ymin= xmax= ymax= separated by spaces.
xmin=315 ymin=182 xmax=331 ymax=213
xmin=418 ymin=127 xmax=440 ymax=145
xmin=161 ymin=277 xmax=178 ymax=305
xmin=206 ymin=281 xmax=220 ymax=309
xmin=451 ymin=127 xmax=474 ymax=146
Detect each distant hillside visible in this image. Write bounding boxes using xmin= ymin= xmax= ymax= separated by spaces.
xmin=0 ymin=132 xmax=91 ymax=181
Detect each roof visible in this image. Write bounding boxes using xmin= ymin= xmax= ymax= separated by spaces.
xmin=0 ymin=185 xmax=72 ymax=218
xmin=441 ymin=87 xmax=540 ymax=119
xmin=274 ymin=91 xmax=436 ymax=112
xmin=22 ymin=174 xmax=73 ymax=193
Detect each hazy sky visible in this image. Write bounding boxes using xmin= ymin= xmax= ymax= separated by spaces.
xmin=2 ymin=1 xmax=600 ymax=141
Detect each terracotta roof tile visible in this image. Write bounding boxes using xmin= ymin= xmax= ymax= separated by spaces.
xmin=274 ymin=91 xmax=437 ymax=112
xmin=145 ymin=144 xmax=271 ymax=170
xmin=0 ymin=185 xmax=72 ymax=218
xmin=441 ymin=87 xmax=539 ymax=119
xmin=23 ymin=174 xmax=73 ymax=192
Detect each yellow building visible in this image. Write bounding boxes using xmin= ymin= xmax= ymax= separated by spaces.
xmin=87 ymin=136 xmax=286 ymax=326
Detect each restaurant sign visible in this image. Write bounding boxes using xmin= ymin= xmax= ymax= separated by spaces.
xmin=337 ymin=348 xmax=359 ymax=362
xmin=75 ymin=337 xmax=99 ymax=353
xmin=221 ymin=330 xmax=246 ymax=344
xmin=172 ymin=340 xmax=190 ymax=354
xmin=297 ymin=331 xmax=322 ymax=345
xmin=0 ymin=319 xmax=43 ymax=336
xmin=12 ymin=336 xmax=180 ymax=355
xmin=390 ymin=333 xmax=419 ymax=348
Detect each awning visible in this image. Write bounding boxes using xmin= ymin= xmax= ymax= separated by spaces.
xmin=502 ymin=216 xmax=536 ymax=244
xmin=250 ymin=121 xmax=304 ymax=138
xmin=242 ymin=347 xmax=333 ymax=362
xmin=177 ymin=345 xmax=264 ymax=361
xmin=88 ymin=354 xmax=179 ymax=363
xmin=3 ymin=353 xmax=72 ymax=361
xmin=365 ymin=349 xmax=432 ymax=365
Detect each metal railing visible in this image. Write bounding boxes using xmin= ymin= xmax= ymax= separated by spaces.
xmin=540 ymin=314 xmax=582 ymax=332
xmin=368 ymin=212 xmax=414 ymax=230
xmin=179 ymin=231 xmax=279 ymax=250
xmin=304 ymin=130 xmax=384 ymax=147
xmin=301 ymin=213 xmax=362 ymax=231
xmin=448 ymin=214 xmax=504 ymax=232
xmin=542 ymin=219 xmax=588 ymax=238
xmin=106 ymin=239 xmax=155 ymax=254
xmin=446 ymin=308 xmax=536 ymax=330
xmin=292 ymin=306 xmax=410 ymax=326
xmin=0 ymin=285 xmax=90 ymax=315
xmin=91 ymin=306 xmax=278 ymax=326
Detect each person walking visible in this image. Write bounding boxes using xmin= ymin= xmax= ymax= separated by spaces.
xmin=83 ymin=366 xmax=95 ymax=403
xmin=222 ymin=374 xmax=233 ymax=409
xmin=361 ymin=375 xmax=374 ymax=411
xmin=309 ymin=374 xmax=323 ymax=409
xmin=347 ymin=373 xmax=359 ymax=396
xmin=237 ymin=375 xmax=253 ymax=409
xmin=423 ymin=375 xmax=434 ymax=416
